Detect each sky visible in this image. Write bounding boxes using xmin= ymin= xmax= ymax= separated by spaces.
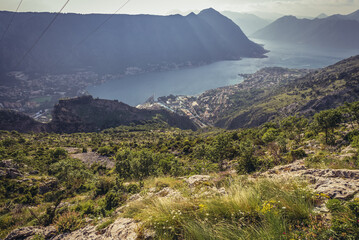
xmin=0 ymin=0 xmax=359 ymax=19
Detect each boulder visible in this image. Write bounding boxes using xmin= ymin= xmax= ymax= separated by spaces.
xmin=5 ymin=226 xmax=56 ymax=240
xmin=186 ymin=175 xmax=212 ymax=187
xmin=258 ymin=160 xmax=359 ymax=199
xmin=52 ymin=218 xmax=149 ymax=240
xmin=39 ymin=179 xmax=58 ymax=195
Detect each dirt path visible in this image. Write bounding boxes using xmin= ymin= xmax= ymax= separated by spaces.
xmin=65 ymin=148 xmax=115 ymax=169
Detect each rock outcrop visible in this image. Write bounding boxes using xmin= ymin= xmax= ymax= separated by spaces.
xmin=53 ymin=218 xmax=143 ymax=240
xmin=5 ymin=226 xmax=56 ymax=240
xmin=0 ymin=96 xmax=197 ymax=133
xmin=257 ymin=160 xmax=359 ymax=199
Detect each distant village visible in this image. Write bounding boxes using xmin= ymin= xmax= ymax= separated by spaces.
xmin=138 ymin=67 xmax=312 ymax=128
xmin=0 ymin=71 xmax=106 ymax=122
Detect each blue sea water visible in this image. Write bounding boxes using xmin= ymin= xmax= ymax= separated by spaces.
xmin=88 ymin=40 xmax=359 ymax=106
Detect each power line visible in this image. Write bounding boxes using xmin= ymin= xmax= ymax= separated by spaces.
xmin=0 ymin=0 xmax=24 ymax=43
xmin=54 ymin=0 xmax=131 ymax=69
xmin=16 ymin=0 xmax=71 ymax=68
xmin=76 ymin=0 xmax=131 ymax=46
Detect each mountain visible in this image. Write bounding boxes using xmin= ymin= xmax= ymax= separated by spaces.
xmin=347 ymin=9 xmax=359 ymax=21
xmin=316 ymin=13 xmax=328 ymax=19
xmin=329 ymin=9 xmax=359 ymax=22
xmin=221 ymin=11 xmax=271 ymax=35
xmin=0 ymin=8 xmax=267 ymax=74
xmin=215 ymin=55 xmax=359 ymax=129
xmin=252 ymin=9 xmax=359 ymax=49
xmin=0 ymin=96 xmax=197 ymax=133
xmin=142 ymin=55 xmax=359 ymax=129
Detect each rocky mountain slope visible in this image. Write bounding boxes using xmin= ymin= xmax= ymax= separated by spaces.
xmin=0 ymin=8 xmax=267 ymax=73
xmin=2 ymin=100 xmax=359 ymax=239
xmin=252 ymin=9 xmax=359 ymax=49
xmin=220 ymin=55 xmax=359 ymax=129
xmin=0 ymin=96 xmax=197 ymax=133
xmin=142 ymin=55 xmax=359 ymax=129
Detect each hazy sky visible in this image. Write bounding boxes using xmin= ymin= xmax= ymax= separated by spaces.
xmin=0 ymin=0 xmax=359 ymax=19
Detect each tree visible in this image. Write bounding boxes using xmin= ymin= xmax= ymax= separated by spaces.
xmin=261 ymin=128 xmax=278 ymax=144
xmin=236 ymin=140 xmax=258 ymax=174
xmin=313 ymin=109 xmax=342 ymax=144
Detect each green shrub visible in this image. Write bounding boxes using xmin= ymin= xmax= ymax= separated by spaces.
xmin=327 ymin=199 xmax=343 ymax=212
xmin=31 ymin=234 xmax=45 ymax=240
xmin=55 ymin=211 xmax=82 ymax=233
xmin=94 ymin=177 xmax=114 ymax=197
xmin=50 ymin=148 xmax=67 ymax=160
xmin=97 ymin=146 xmax=114 ymax=157
xmin=126 ymin=183 xmax=140 ymax=194
xmin=103 ymin=191 xmax=123 ymax=211
xmin=262 ymin=128 xmax=278 ymax=144
xmin=96 ymin=218 xmax=115 ymax=231
xmin=236 ymin=141 xmax=259 ymax=174
xmin=75 ymin=200 xmax=95 ymax=216
xmin=290 ymin=149 xmax=307 ymax=161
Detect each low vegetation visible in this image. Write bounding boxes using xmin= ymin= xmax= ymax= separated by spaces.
xmin=1 ymin=101 xmax=359 ymax=239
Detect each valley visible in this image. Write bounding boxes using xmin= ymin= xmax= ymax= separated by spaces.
xmin=2 ymin=4 xmax=359 ymax=240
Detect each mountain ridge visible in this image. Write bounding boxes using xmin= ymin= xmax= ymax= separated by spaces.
xmin=0 ymin=9 xmax=267 ymax=73
xmin=0 ymin=96 xmax=197 ymax=133
xmin=252 ymin=9 xmax=359 ymax=49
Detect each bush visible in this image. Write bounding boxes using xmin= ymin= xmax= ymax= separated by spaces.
xmin=55 ymin=211 xmax=82 ymax=233
xmin=94 ymin=177 xmax=114 ymax=197
xmin=96 ymin=218 xmax=115 ymax=231
xmin=326 ymin=199 xmax=343 ymax=212
xmin=75 ymin=200 xmax=95 ymax=216
xmin=290 ymin=149 xmax=307 ymax=161
xmin=262 ymin=128 xmax=278 ymax=144
xmin=50 ymin=148 xmax=67 ymax=160
xmin=98 ymin=146 xmax=114 ymax=157
xmin=104 ymin=191 xmax=124 ymax=211
xmin=126 ymin=183 xmax=140 ymax=194
xmin=236 ymin=141 xmax=259 ymax=174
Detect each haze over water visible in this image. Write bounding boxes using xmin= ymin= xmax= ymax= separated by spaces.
xmin=88 ymin=39 xmax=359 ymax=106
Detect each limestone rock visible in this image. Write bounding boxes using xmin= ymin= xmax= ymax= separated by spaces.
xmin=5 ymin=226 xmax=56 ymax=240
xmin=258 ymin=160 xmax=359 ymax=199
xmin=53 ymin=218 xmax=143 ymax=240
xmin=103 ymin=218 xmax=139 ymax=240
xmin=186 ymin=175 xmax=211 ymax=187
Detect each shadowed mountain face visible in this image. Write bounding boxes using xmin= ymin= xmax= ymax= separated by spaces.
xmin=0 ymin=8 xmax=267 ymax=74
xmin=0 ymin=96 xmax=197 ymax=133
xmin=252 ymin=9 xmax=359 ymax=49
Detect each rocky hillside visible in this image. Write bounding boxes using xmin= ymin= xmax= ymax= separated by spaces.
xmin=0 ymin=96 xmax=197 ymax=133
xmin=0 ymin=8 xmax=267 ymax=73
xmin=220 ymin=55 xmax=359 ymax=129
xmin=0 ymin=109 xmax=46 ymax=132
xmin=2 ymin=105 xmax=359 ymax=239
xmin=143 ymin=55 xmax=359 ymax=129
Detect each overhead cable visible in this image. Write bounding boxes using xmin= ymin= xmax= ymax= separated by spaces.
xmin=0 ymin=0 xmax=24 ymax=43
xmin=16 ymin=0 xmax=71 ymax=68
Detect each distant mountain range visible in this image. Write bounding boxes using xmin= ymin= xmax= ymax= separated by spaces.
xmin=0 ymin=8 xmax=267 ymax=73
xmin=252 ymin=9 xmax=359 ymax=49
xmin=221 ymin=11 xmax=271 ymax=35
xmin=316 ymin=13 xmax=328 ymax=19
